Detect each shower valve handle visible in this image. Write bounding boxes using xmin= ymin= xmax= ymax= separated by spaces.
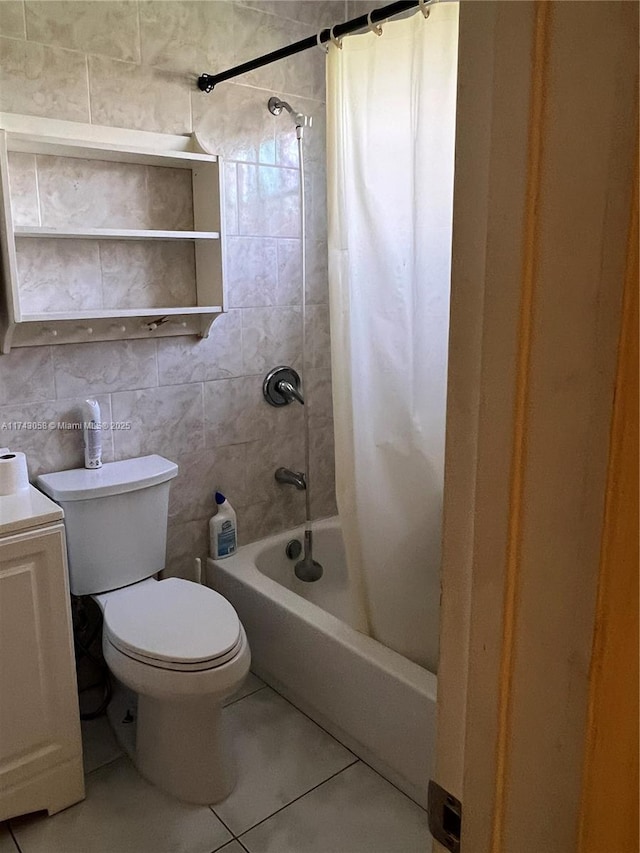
xmin=263 ymin=366 xmax=304 ymax=407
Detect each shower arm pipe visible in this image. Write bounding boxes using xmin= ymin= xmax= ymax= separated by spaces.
xmin=197 ymin=0 xmax=429 ymax=92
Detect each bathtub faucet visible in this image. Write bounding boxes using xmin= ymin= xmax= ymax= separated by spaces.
xmin=277 ymin=379 xmax=304 ymax=405
xmin=275 ymin=467 xmax=306 ymax=491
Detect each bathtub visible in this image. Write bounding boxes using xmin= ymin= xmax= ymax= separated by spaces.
xmin=206 ymin=517 xmax=436 ymax=808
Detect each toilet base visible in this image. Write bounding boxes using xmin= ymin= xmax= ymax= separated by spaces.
xmin=136 ymin=694 xmax=237 ymax=805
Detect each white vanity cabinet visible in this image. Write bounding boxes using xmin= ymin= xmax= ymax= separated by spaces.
xmin=0 ymin=487 xmax=84 ymax=820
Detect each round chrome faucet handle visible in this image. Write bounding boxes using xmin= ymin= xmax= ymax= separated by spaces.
xmin=263 ymin=366 xmax=304 ymax=406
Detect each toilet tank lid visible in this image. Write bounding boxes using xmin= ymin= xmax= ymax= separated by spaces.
xmin=36 ymin=455 xmax=178 ymax=502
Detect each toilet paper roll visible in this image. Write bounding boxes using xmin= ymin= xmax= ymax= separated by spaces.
xmin=0 ymin=450 xmax=29 ymax=496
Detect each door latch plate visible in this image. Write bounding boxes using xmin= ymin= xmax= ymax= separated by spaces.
xmin=428 ymin=780 xmax=462 ymax=852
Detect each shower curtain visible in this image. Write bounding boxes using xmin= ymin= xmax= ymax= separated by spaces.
xmin=327 ymin=3 xmax=459 ymax=671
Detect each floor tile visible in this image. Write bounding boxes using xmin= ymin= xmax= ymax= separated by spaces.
xmin=0 ymin=825 xmax=18 ymax=853
xmin=214 ymin=688 xmax=355 ymax=835
xmin=216 ymin=843 xmax=246 ymax=853
xmin=11 ymin=756 xmax=232 ymax=853
xmin=81 ymin=714 xmax=123 ymax=775
xmin=241 ymin=762 xmax=431 ymax=853
xmin=223 ymin=671 xmax=265 ymax=707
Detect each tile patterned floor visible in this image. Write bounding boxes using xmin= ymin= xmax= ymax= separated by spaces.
xmin=3 ymin=674 xmax=431 ymax=853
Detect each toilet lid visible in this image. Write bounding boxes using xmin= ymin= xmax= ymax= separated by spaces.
xmin=103 ymin=578 xmax=242 ymax=669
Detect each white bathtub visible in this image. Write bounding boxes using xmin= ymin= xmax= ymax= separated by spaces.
xmin=206 ymin=517 xmax=436 ymax=808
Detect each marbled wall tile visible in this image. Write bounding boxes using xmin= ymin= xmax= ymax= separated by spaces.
xmin=204 ymin=376 xmax=262 ymax=447
xmin=306 ymin=367 xmax=333 ymax=430
xmin=111 ymin=382 xmax=204 ymax=459
xmin=306 ymin=158 xmax=328 ymax=238
xmin=25 ymin=1 xmax=140 ymax=62
xmin=222 ymin=161 xmax=239 ymax=237
xmin=305 ymin=238 xmax=329 ymax=304
xmin=53 ymin=339 xmax=158 ymax=397
xmin=158 ymin=313 xmax=240 ymax=384
xmin=308 ymin=423 xmax=337 ymax=519
xmin=241 ymin=306 xmax=302 ymax=374
xmin=0 ymin=393 xmax=113 ymax=478
xmin=16 ymin=238 xmax=103 ymax=313
xmin=164 ymin=517 xmax=208 ymax=580
xmin=346 ymin=0 xmax=386 ymax=18
xmin=139 ymin=0 xmax=234 ymax=75
xmin=0 ymin=1 xmax=26 ymax=38
xmin=147 ymin=166 xmax=194 ymax=230
xmin=36 ymin=156 xmax=194 ymax=231
xmin=226 ymin=236 xmax=278 ymax=308
xmin=37 ymin=155 xmax=148 ymax=229
xmin=0 ymin=37 xmax=89 ymax=121
xmin=192 ymin=82 xmax=276 ymax=165
xmin=204 ymin=374 xmax=302 ymax=448
xmin=238 ymin=1 xmax=346 ymax=28
xmin=237 ymin=164 xmax=300 ymax=238
xmin=276 ymin=238 xmax=302 ymax=306
xmin=88 ymin=55 xmax=191 ymax=134
xmin=7 ymin=153 xmax=39 ymax=227
xmin=304 ymin=303 xmax=331 ymax=369
xmin=100 ymin=241 xmax=197 ymax=309
xmin=244 ymin=430 xmax=304 ymax=503
xmin=228 ymin=4 xmax=325 ymax=101
xmin=169 ymin=443 xmax=246 ymax=524
xmin=276 ymin=47 xmax=326 ymax=104
xmin=238 ymin=492 xmax=306 ymax=545
xmin=0 ymin=346 xmax=55 ymax=405
xmin=157 ymin=310 xmax=243 ymax=385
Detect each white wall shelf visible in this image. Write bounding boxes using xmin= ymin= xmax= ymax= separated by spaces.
xmin=0 ymin=115 xmax=228 ymax=353
xmin=15 ymin=227 xmax=221 ymax=241
xmin=22 ymin=307 xmax=223 ymax=321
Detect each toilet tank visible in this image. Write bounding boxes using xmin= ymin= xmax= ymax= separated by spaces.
xmin=37 ymin=455 xmax=178 ymax=596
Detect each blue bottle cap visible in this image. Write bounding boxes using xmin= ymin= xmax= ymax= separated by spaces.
xmin=215 ymin=491 xmax=226 ymax=505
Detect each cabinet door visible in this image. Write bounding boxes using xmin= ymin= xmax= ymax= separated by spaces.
xmin=0 ymin=523 xmax=83 ymax=816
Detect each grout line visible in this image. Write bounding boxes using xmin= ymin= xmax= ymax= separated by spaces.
xmin=84 ymin=749 xmax=125 ymax=777
xmin=32 ymin=153 xmax=43 ymax=228
xmin=208 ymin=807 xmax=234 ymax=840
xmin=84 ymin=53 xmax=92 ymax=124
xmin=223 ymin=682 xmax=267 ymax=709
xmin=264 ymin=680 xmax=429 ymax=814
xmin=135 ymin=0 xmax=143 ymax=65
xmin=84 ymin=748 xmax=128 ymax=781
xmin=8 ymin=822 xmax=23 ymax=853
xmin=231 ymin=758 xmax=360 ymax=839
xmin=235 ymin=838 xmax=251 ymax=853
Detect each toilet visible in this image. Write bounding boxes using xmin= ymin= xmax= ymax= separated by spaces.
xmin=37 ymin=455 xmax=250 ymax=805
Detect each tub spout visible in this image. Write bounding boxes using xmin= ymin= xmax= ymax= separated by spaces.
xmin=275 ymin=467 xmax=306 ymax=490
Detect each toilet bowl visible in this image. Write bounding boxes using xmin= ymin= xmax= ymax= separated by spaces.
xmin=96 ymin=577 xmax=250 ymax=803
xmin=36 ymin=455 xmax=250 ymax=805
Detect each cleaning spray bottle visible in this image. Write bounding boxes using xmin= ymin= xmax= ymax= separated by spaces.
xmin=209 ymin=491 xmax=237 ymax=559
xmin=82 ymin=399 xmax=102 ymax=469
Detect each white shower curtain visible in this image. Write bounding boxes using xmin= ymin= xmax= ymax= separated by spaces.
xmin=327 ymin=3 xmax=459 ymax=671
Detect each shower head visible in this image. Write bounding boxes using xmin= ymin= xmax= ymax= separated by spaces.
xmin=268 ymin=96 xmax=312 ymax=134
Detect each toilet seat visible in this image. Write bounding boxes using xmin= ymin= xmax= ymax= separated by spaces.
xmin=102 ymin=578 xmax=243 ymax=673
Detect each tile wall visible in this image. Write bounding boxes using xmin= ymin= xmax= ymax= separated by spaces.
xmin=0 ymin=0 xmax=347 ymax=576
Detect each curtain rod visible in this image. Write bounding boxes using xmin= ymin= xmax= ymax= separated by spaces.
xmin=197 ymin=0 xmax=429 ymax=92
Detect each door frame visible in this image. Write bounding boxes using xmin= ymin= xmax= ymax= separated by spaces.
xmin=435 ymin=3 xmax=638 ymax=851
